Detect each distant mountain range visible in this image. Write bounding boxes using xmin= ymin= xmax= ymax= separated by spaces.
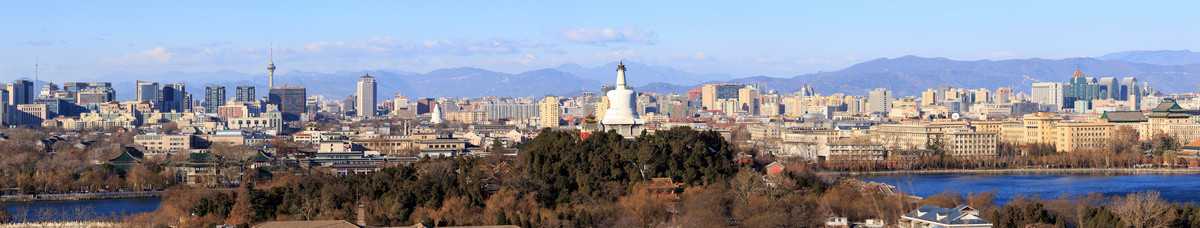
xmin=1098 ymin=50 xmax=1200 ymax=66
xmin=81 ymin=50 xmax=1200 ymax=101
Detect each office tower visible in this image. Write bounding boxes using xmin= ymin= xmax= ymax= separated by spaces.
xmin=540 ymin=96 xmax=560 ymax=128
xmin=868 ymin=88 xmax=892 ymax=114
xmin=1031 ymin=82 xmax=1064 ymax=111
xmin=63 ymin=82 xmax=115 ymax=106
xmin=268 ymin=86 xmax=306 ymax=121
xmin=737 ymin=86 xmax=759 ymax=115
xmin=205 ymin=85 xmax=226 ymax=113
xmin=1063 ymin=70 xmax=1100 ymax=109
xmin=0 ymin=89 xmax=7 ymax=126
xmin=701 ymin=83 xmax=745 ymax=111
xmin=136 ymin=81 xmax=160 ymax=102
xmin=235 ymin=85 xmax=256 ymax=102
xmin=1121 ymin=78 xmax=1141 ymax=109
xmin=355 ymin=74 xmax=377 ymax=117
xmin=8 ymin=80 xmax=34 ymax=107
xmin=160 ymin=83 xmax=188 ymax=112
xmin=1097 ymin=77 xmax=1121 ymax=100
xmin=35 ymin=97 xmax=80 ymax=118
xmin=599 ymin=61 xmax=645 ymax=138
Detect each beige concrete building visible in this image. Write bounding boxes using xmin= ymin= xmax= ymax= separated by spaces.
xmin=827 ymin=140 xmax=887 ymax=164
xmin=999 ymin=112 xmax=1114 ymax=152
xmin=135 ymin=134 xmax=193 ymax=152
xmin=870 ymin=121 xmax=1000 ymax=158
xmin=540 ymin=96 xmax=560 ymax=128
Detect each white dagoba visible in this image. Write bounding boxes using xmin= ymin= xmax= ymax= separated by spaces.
xmin=600 ymin=61 xmax=645 ymax=138
xmin=430 ymin=103 xmax=444 ymax=124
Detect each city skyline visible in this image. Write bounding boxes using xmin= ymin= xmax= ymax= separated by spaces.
xmin=3 ymin=1 xmax=1199 ymax=82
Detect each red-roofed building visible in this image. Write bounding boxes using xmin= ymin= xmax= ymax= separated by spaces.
xmin=1178 ymin=139 xmax=1200 ymax=167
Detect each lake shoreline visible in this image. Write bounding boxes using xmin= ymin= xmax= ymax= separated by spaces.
xmin=0 ymin=191 xmax=163 ymax=202
xmin=825 ymin=168 xmax=1200 ymax=176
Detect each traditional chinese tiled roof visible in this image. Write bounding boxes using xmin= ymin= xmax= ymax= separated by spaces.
xmin=1100 ymin=111 xmax=1147 ymax=123
xmin=251 ymin=150 xmax=273 ymax=162
xmin=1148 ymin=102 xmax=1190 ymax=118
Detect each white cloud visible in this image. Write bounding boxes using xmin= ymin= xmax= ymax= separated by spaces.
xmin=557 ymin=26 xmax=658 ymax=46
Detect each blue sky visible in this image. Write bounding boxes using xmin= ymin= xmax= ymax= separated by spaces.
xmin=2 ymin=1 xmax=1198 ymax=81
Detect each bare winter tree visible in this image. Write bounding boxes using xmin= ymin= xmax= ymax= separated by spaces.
xmin=1111 ymin=191 xmax=1176 ymax=228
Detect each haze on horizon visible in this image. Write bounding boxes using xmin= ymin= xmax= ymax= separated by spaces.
xmin=2 ymin=1 xmax=1198 ymax=81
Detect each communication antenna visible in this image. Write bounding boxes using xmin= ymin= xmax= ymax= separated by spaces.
xmin=35 ymin=58 xmax=38 ymax=86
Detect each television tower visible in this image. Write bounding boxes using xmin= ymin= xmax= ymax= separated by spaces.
xmin=268 ymin=37 xmax=276 ymax=88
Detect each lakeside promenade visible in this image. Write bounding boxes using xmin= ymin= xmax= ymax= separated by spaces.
xmin=827 ymin=168 xmax=1200 ymax=176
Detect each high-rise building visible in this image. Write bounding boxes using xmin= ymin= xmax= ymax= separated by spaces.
xmin=921 ymin=89 xmax=938 ymax=106
xmin=1031 ymin=82 xmax=1064 ymax=111
xmin=994 ymin=87 xmax=1012 ymax=104
xmin=701 ymin=83 xmax=745 ymax=111
xmin=35 ymin=97 xmax=80 ymax=118
xmin=540 ymin=96 xmax=560 ymax=128
xmin=1096 ymin=77 xmax=1121 ymax=100
xmin=1063 ymin=70 xmax=1101 ymax=109
xmin=936 ymin=85 xmax=954 ymax=103
xmin=8 ymin=80 xmax=34 ymax=107
xmin=63 ymin=82 xmax=115 ymax=106
xmin=160 ymin=83 xmax=188 ymax=112
xmin=355 ymin=74 xmax=377 ymax=117
xmin=1121 ymin=78 xmax=1142 ymax=109
xmin=737 ymin=86 xmax=759 ymax=115
xmin=268 ymin=86 xmax=307 ymax=121
xmin=136 ymin=81 xmax=160 ymax=102
xmin=0 ymin=89 xmax=6 ymax=126
xmin=235 ymin=85 xmax=256 ymax=102
xmin=342 ymin=95 xmax=356 ymax=115
xmin=417 ymin=98 xmax=435 ymax=115
xmin=868 ymin=88 xmax=892 ymax=114
xmin=205 ymin=85 xmax=226 ymax=114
